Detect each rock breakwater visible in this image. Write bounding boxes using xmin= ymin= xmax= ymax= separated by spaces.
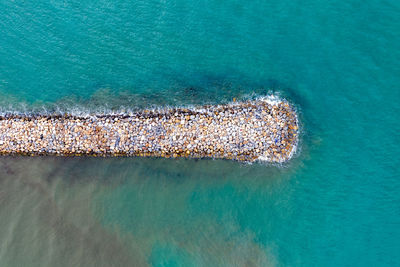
xmin=0 ymin=98 xmax=298 ymax=162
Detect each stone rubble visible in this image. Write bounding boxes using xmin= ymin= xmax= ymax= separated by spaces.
xmin=0 ymin=98 xmax=299 ymax=163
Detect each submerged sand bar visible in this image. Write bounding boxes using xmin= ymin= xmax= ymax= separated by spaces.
xmin=0 ymin=98 xmax=298 ymax=162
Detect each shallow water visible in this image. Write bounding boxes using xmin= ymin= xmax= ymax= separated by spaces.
xmin=0 ymin=0 xmax=399 ymax=266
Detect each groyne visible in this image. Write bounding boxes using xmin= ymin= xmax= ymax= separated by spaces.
xmin=0 ymin=97 xmax=299 ymax=163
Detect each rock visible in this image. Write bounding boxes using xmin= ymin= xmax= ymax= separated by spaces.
xmin=0 ymin=99 xmax=298 ymax=163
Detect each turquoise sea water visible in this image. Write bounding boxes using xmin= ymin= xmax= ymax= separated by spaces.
xmin=0 ymin=1 xmax=399 ymax=266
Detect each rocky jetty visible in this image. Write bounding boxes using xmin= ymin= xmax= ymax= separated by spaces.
xmin=0 ymin=98 xmax=298 ymax=163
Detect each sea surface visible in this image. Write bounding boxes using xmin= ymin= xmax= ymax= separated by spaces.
xmin=0 ymin=1 xmax=399 ymax=266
